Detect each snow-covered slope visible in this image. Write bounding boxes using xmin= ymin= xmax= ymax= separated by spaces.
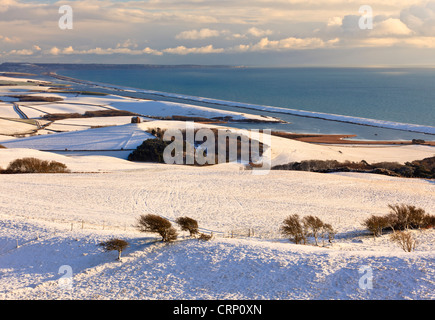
xmin=1 ymin=120 xmax=433 ymax=164
xmin=0 ymin=123 xmax=155 ymax=151
xmin=0 ymin=168 xmax=433 ymax=300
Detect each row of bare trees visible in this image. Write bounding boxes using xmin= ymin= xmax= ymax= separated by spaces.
xmin=280 ymin=214 xmax=336 ymax=246
xmin=101 ymin=204 xmax=432 ymax=260
xmin=362 ymin=204 xmax=434 ymax=252
xmin=280 ymin=204 xmax=433 ymax=252
xmin=100 ymin=215 xmax=210 ymax=260
xmin=363 ymin=204 xmax=434 ymax=238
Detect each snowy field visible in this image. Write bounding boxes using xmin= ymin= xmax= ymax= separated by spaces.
xmin=0 ymin=167 xmax=433 ymax=300
xmin=0 ymin=73 xmax=434 ymax=300
xmin=0 ymin=75 xmax=280 ymax=126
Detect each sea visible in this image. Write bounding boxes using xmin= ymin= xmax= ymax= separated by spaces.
xmin=59 ymin=66 xmax=435 ymax=141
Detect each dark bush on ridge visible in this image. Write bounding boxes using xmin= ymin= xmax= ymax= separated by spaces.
xmin=1 ymin=157 xmax=70 ymax=174
xmin=136 ymin=214 xmax=178 ymax=242
xmin=363 ymin=204 xmax=434 ymax=237
xmin=176 ymin=216 xmax=199 ymax=237
xmin=363 ymin=215 xmax=389 ymax=238
xmin=198 ymin=233 xmax=213 ymax=241
xmin=281 ymin=214 xmax=306 ymax=244
xmin=272 ymin=156 xmax=435 ymax=179
xmin=128 ymin=138 xmax=171 ymax=163
xmin=99 ymin=238 xmax=129 ymax=261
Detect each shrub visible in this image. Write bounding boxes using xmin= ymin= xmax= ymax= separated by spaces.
xmin=99 ymin=238 xmax=129 ymax=261
xmin=422 ymin=215 xmax=435 ymax=229
xmin=408 ymin=206 xmax=427 ymax=229
xmin=176 ymin=216 xmax=199 ymax=237
xmin=388 ymin=204 xmax=428 ymax=230
xmin=363 ymin=215 xmax=389 ymax=238
xmin=148 ymin=127 xmax=165 ymax=139
xmin=363 ymin=204 xmax=433 ymax=237
xmin=198 ymin=233 xmax=213 ymax=241
xmin=390 ymin=231 xmax=417 ymax=252
xmin=2 ymin=157 xmax=70 ymax=174
xmin=281 ymin=214 xmax=307 ymax=244
xmin=272 ymin=156 xmax=435 ymax=179
xmin=136 ymin=214 xmax=178 ymax=242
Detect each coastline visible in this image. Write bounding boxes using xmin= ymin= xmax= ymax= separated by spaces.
xmin=270 ymin=131 xmax=435 ymax=146
xmin=48 ymin=72 xmax=435 ymax=136
xmin=0 ymin=67 xmax=434 ymax=301
xmin=0 ymin=69 xmax=433 ymax=148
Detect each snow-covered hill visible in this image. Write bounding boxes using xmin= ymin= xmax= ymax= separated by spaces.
xmin=0 ymin=168 xmax=433 ymax=300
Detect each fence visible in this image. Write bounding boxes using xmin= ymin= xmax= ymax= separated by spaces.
xmin=0 ymin=213 xmax=274 ymax=256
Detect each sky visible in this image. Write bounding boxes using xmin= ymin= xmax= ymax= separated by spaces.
xmin=1 ymin=0 xmax=435 ymax=66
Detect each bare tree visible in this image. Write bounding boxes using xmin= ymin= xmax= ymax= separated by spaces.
xmin=408 ymin=206 xmax=427 ymax=229
xmin=100 ymin=238 xmax=129 ymax=261
xmin=363 ymin=215 xmax=389 ymax=238
xmin=388 ymin=204 xmax=428 ymax=230
xmin=321 ymin=223 xmax=337 ymax=246
xmin=176 ymin=216 xmax=199 ymax=237
xmin=303 ymin=215 xmax=324 ymax=246
xmin=384 ymin=213 xmax=399 ymax=233
xmin=390 ymin=231 xmax=417 ymax=252
xmin=136 ymin=214 xmax=178 ymax=242
xmin=281 ymin=214 xmax=307 ymax=244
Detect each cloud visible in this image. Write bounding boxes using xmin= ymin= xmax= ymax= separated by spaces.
xmin=175 ymin=28 xmax=221 ymax=40
xmin=142 ymin=47 xmax=163 ymax=56
xmin=49 ymin=47 xmax=61 ymax=55
xmin=327 ymin=16 xmax=343 ymax=27
xmin=238 ymin=36 xmax=333 ymax=52
xmin=359 ymin=36 xmax=435 ymax=48
xmin=2 ymin=0 xmax=435 ymax=64
xmin=163 ymin=45 xmax=224 ymax=55
xmin=116 ymin=39 xmax=138 ymax=49
xmin=370 ymin=18 xmax=413 ymax=36
xmin=400 ymin=2 xmax=435 ymax=36
xmin=7 ymin=48 xmax=33 ymax=56
xmin=0 ymin=35 xmax=20 ymax=43
xmin=62 ymin=46 xmax=75 ymax=54
xmin=46 ymin=45 xmax=162 ymax=56
xmin=246 ymin=27 xmax=273 ymax=37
